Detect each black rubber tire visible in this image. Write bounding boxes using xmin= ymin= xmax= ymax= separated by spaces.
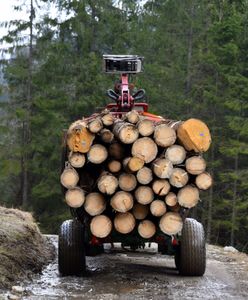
xmin=58 ymin=219 xmax=86 ymax=275
xmin=176 ymin=218 xmax=206 ymax=276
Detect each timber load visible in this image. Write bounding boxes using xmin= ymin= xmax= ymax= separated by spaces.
xmin=61 ymin=110 xmax=212 ymax=239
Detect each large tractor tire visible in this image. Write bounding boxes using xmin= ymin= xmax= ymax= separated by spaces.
xmin=58 ymin=219 xmax=86 ymax=275
xmin=175 ymin=218 xmax=206 ymax=276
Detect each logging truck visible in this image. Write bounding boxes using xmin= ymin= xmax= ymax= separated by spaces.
xmin=59 ymin=55 xmax=212 ymax=277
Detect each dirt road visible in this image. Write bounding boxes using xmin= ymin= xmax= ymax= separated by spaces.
xmin=16 ymin=236 xmax=248 ymax=299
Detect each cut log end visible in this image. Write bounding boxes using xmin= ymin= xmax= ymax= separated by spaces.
xmin=90 ymin=215 xmax=112 ymax=238
xmin=137 ymin=167 xmax=153 ymax=185
xmin=65 ymin=187 xmax=85 ymax=208
xmin=150 ymin=200 xmax=167 ymax=217
xmin=169 ymin=168 xmax=189 ymax=188
xmin=88 ymin=118 xmax=103 ymax=133
xmin=177 ymin=185 xmax=200 ymax=208
xmin=165 ymin=192 xmax=177 ymax=207
xmin=132 ymin=137 xmax=158 ymax=163
xmin=100 ymin=129 xmax=114 ymax=144
xmin=135 ymin=186 xmax=154 ymax=205
xmin=119 ymin=173 xmax=137 ymax=192
xmin=60 ymin=167 xmax=79 ymax=189
xmin=137 ymin=118 xmax=155 ymax=136
xmin=97 ymin=173 xmax=119 ymax=195
xmin=68 ymin=152 xmax=86 ymax=168
xmin=138 ymin=220 xmax=156 ymax=239
xmin=152 ymin=158 xmax=173 ymax=179
xmin=108 ymin=160 xmax=122 ymax=173
xmin=114 ymin=212 xmax=135 ymax=234
xmin=113 ymin=120 xmax=139 ymax=144
xmin=125 ymin=110 xmax=140 ymax=124
xmin=159 ymin=212 xmax=183 ymax=235
xmin=101 ymin=113 xmax=114 ymax=126
xmin=165 ymin=145 xmax=186 ymax=165
xmin=110 ymin=191 xmax=133 ymax=213
xmin=88 ymin=144 xmax=108 ymax=164
xmin=185 ymin=156 xmax=206 ymax=175
xmin=195 ymin=172 xmax=213 ymax=190
xmin=67 ymin=124 xmax=95 ymax=153
xmin=154 ymin=124 xmax=176 ymax=147
xmin=84 ymin=193 xmax=106 ymax=216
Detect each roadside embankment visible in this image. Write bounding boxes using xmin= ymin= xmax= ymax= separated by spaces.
xmin=0 ymin=206 xmax=54 ymax=289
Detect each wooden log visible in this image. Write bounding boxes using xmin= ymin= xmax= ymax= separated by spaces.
xmin=136 ymin=167 xmax=153 ymax=185
xmin=84 ymin=192 xmax=106 ymax=216
xmin=110 ymin=191 xmax=134 ymax=212
xmin=169 ymin=168 xmax=189 ymax=188
xmin=154 ymin=124 xmax=176 ymax=147
xmin=97 ymin=173 xmax=118 ymax=195
xmin=169 ymin=203 xmax=181 ymax=212
xmin=132 ymin=137 xmax=158 ymax=163
xmin=65 ymin=187 xmax=85 ymax=208
xmin=101 ymin=113 xmax=114 ymax=126
xmin=152 ymin=158 xmax=173 ymax=178
xmin=88 ymin=118 xmax=103 ymax=133
xmin=100 ymin=129 xmax=114 ymax=144
xmin=159 ymin=212 xmax=183 ymax=235
xmin=114 ymin=212 xmax=135 ymax=234
xmin=67 ymin=120 xmax=95 ymax=153
xmin=137 ymin=118 xmax=155 ymax=136
xmin=68 ymin=152 xmax=86 ymax=168
xmin=119 ymin=173 xmax=137 ymax=192
xmin=185 ymin=156 xmax=206 ymax=175
xmin=132 ymin=203 xmax=149 ymax=220
xmin=150 ymin=200 xmax=167 ymax=217
xmin=125 ymin=110 xmax=140 ymax=124
xmin=87 ymin=144 xmax=108 ymax=164
xmin=113 ymin=120 xmax=139 ymax=144
xmin=108 ymin=160 xmax=122 ymax=173
xmin=90 ymin=215 xmax=112 ymax=238
xmin=135 ymin=186 xmax=154 ymax=205
xmin=177 ymin=185 xmax=200 ymax=208
xmin=195 ymin=172 xmax=213 ymax=190
xmin=177 ymin=118 xmax=211 ymax=153
xmin=138 ymin=220 xmax=156 ymax=239
xmin=109 ymin=142 xmax=125 ymax=160
xmin=152 ymin=179 xmax=170 ymax=196
xmin=165 ymin=145 xmax=186 ymax=165
xmin=165 ymin=192 xmax=177 ymax=207
xmin=123 ymin=157 xmax=144 ymax=173
xmin=60 ymin=166 xmax=79 ymax=189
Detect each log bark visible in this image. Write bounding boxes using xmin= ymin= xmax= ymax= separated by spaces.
xmin=67 ymin=120 xmax=95 ymax=153
xmin=88 ymin=118 xmax=103 ymax=133
xmin=123 ymin=157 xmax=144 ymax=173
xmin=169 ymin=168 xmax=189 ymax=188
xmin=118 ymin=173 xmax=137 ymax=192
xmin=154 ymin=124 xmax=176 ymax=147
xmin=100 ymin=129 xmax=114 ymax=144
xmin=110 ymin=191 xmax=133 ymax=212
xmin=152 ymin=179 xmax=170 ymax=196
xmin=101 ymin=113 xmax=114 ymax=126
xmin=137 ymin=118 xmax=155 ymax=136
xmin=150 ymin=200 xmax=167 ymax=217
xmin=108 ymin=160 xmax=122 ymax=173
xmin=177 ymin=185 xmax=200 ymax=208
xmin=136 ymin=167 xmax=153 ymax=185
xmin=84 ymin=192 xmax=106 ymax=216
xmin=109 ymin=142 xmax=125 ymax=160
xmin=165 ymin=145 xmax=186 ymax=165
xmin=132 ymin=203 xmax=149 ymax=220
xmin=60 ymin=166 xmax=79 ymax=189
xmin=125 ymin=110 xmax=140 ymax=124
xmin=97 ymin=173 xmax=118 ymax=195
xmin=165 ymin=192 xmax=177 ymax=207
xmin=68 ymin=152 xmax=86 ymax=168
xmin=138 ymin=220 xmax=156 ymax=239
xmin=135 ymin=186 xmax=154 ymax=205
xmin=159 ymin=212 xmax=183 ymax=235
xmin=65 ymin=187 xmax=85 ymax=208
xmin=185 ymin=156 xmax=206 ymax=175
xmin=195 ymin=172 xmax=213 ymax=190
xmin=114 ymin=212 xmax=135 ymax=234
xmin=152 ymin=158 xmax=173 ymax=178
xmin=87 ymin=144 xmax=108 ymax=164
xmin=132 ymin=137 xmax=158 ymax=163
xmin=113 ymin=120 xmax=139 ymax=144
xmin=90 ymin=215 xmax=112 ymax=238
xmin=177 ymin=118 xmax=211 ymax=152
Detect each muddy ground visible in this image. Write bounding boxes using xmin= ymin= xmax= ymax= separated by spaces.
xmin=5 ymin=235 xmax=247 ymax=300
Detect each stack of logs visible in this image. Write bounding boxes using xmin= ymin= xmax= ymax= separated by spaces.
xmin=61 ymin=110 xmax=212 ymax=239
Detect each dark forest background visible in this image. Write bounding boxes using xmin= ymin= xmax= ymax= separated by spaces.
xmin=0 ymin=0 xmax=248 ymax=252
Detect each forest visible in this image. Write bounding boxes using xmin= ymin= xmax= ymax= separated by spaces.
xmin=0 ymin=0 xmax=248 ymax=252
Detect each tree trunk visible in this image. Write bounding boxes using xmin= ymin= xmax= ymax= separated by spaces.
xmin=137 ymin=118 xmax=155 ymax=136
xmin=177 ymin=185 xmax=199 ymax=208
xmin=185 ymin=156 xmax=206 ymax=175
xmin=150 ymin=200 xmax=167 ymax=217
xmin=159 ymin=212 xmax=183 ymax=235
xmin=136 ymin=167 xmax=153 ymax=185
xmin=114 ymin=212 xmax=135 ymax=234
xmin=87 ymin=144 xmax=108 ymax=164
xmin=101 ymin=112 xmax=114 ymax=126
xmin=138 ymin=220 xmax=156 ymax=238
xmin=60 ymin=166 xmax=79 ymax=189
xmin=123 ymin=157 xmax=144 ymax=173
xmin=152 ymin=179 xmax=170 ymax=196
xmin=165 ymin=192 xmax=177 ymax=207
xmin=97 ymin=173 xmax=118 ymax=195
xmin=165 ymin=145 xmax=186 ymax=165
xmin=169 ymin=168 xmax=189 ymax=188
xmin=195 ymin=172 xmax=213 ymax=190
xmin=132 ymin=137 xmax=158 ymax=163
xmin=154 ymin=124 xmax=176 ymax=147
xmin=118 ymin=173 xmax=137 ymax=192
xmin=88 ymin=118 xmax=103 ymax=133
xmin=68 ymin=152 xmax=86 ymax=168
xmin=90 ymin=215 xmax=112 ymax=238
xmin=65 ymin=187 xmax=85 ymax=208
xmin=113 ymin=120 xmax=139 ymax=144
xmin=125 ymin=110 xmax=140 ymax=124
xmin=152 ymin=158 xmax=173 ymax=178
xmin=135 ymin=186 xmax=154 ymax=204
xmin=231 ymin=153 xmax=239 ymax=246
xmin=110 ymin=191 xmax=133 ymax=212
xmin=84 ymin=192 xmax=106 ymax=216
